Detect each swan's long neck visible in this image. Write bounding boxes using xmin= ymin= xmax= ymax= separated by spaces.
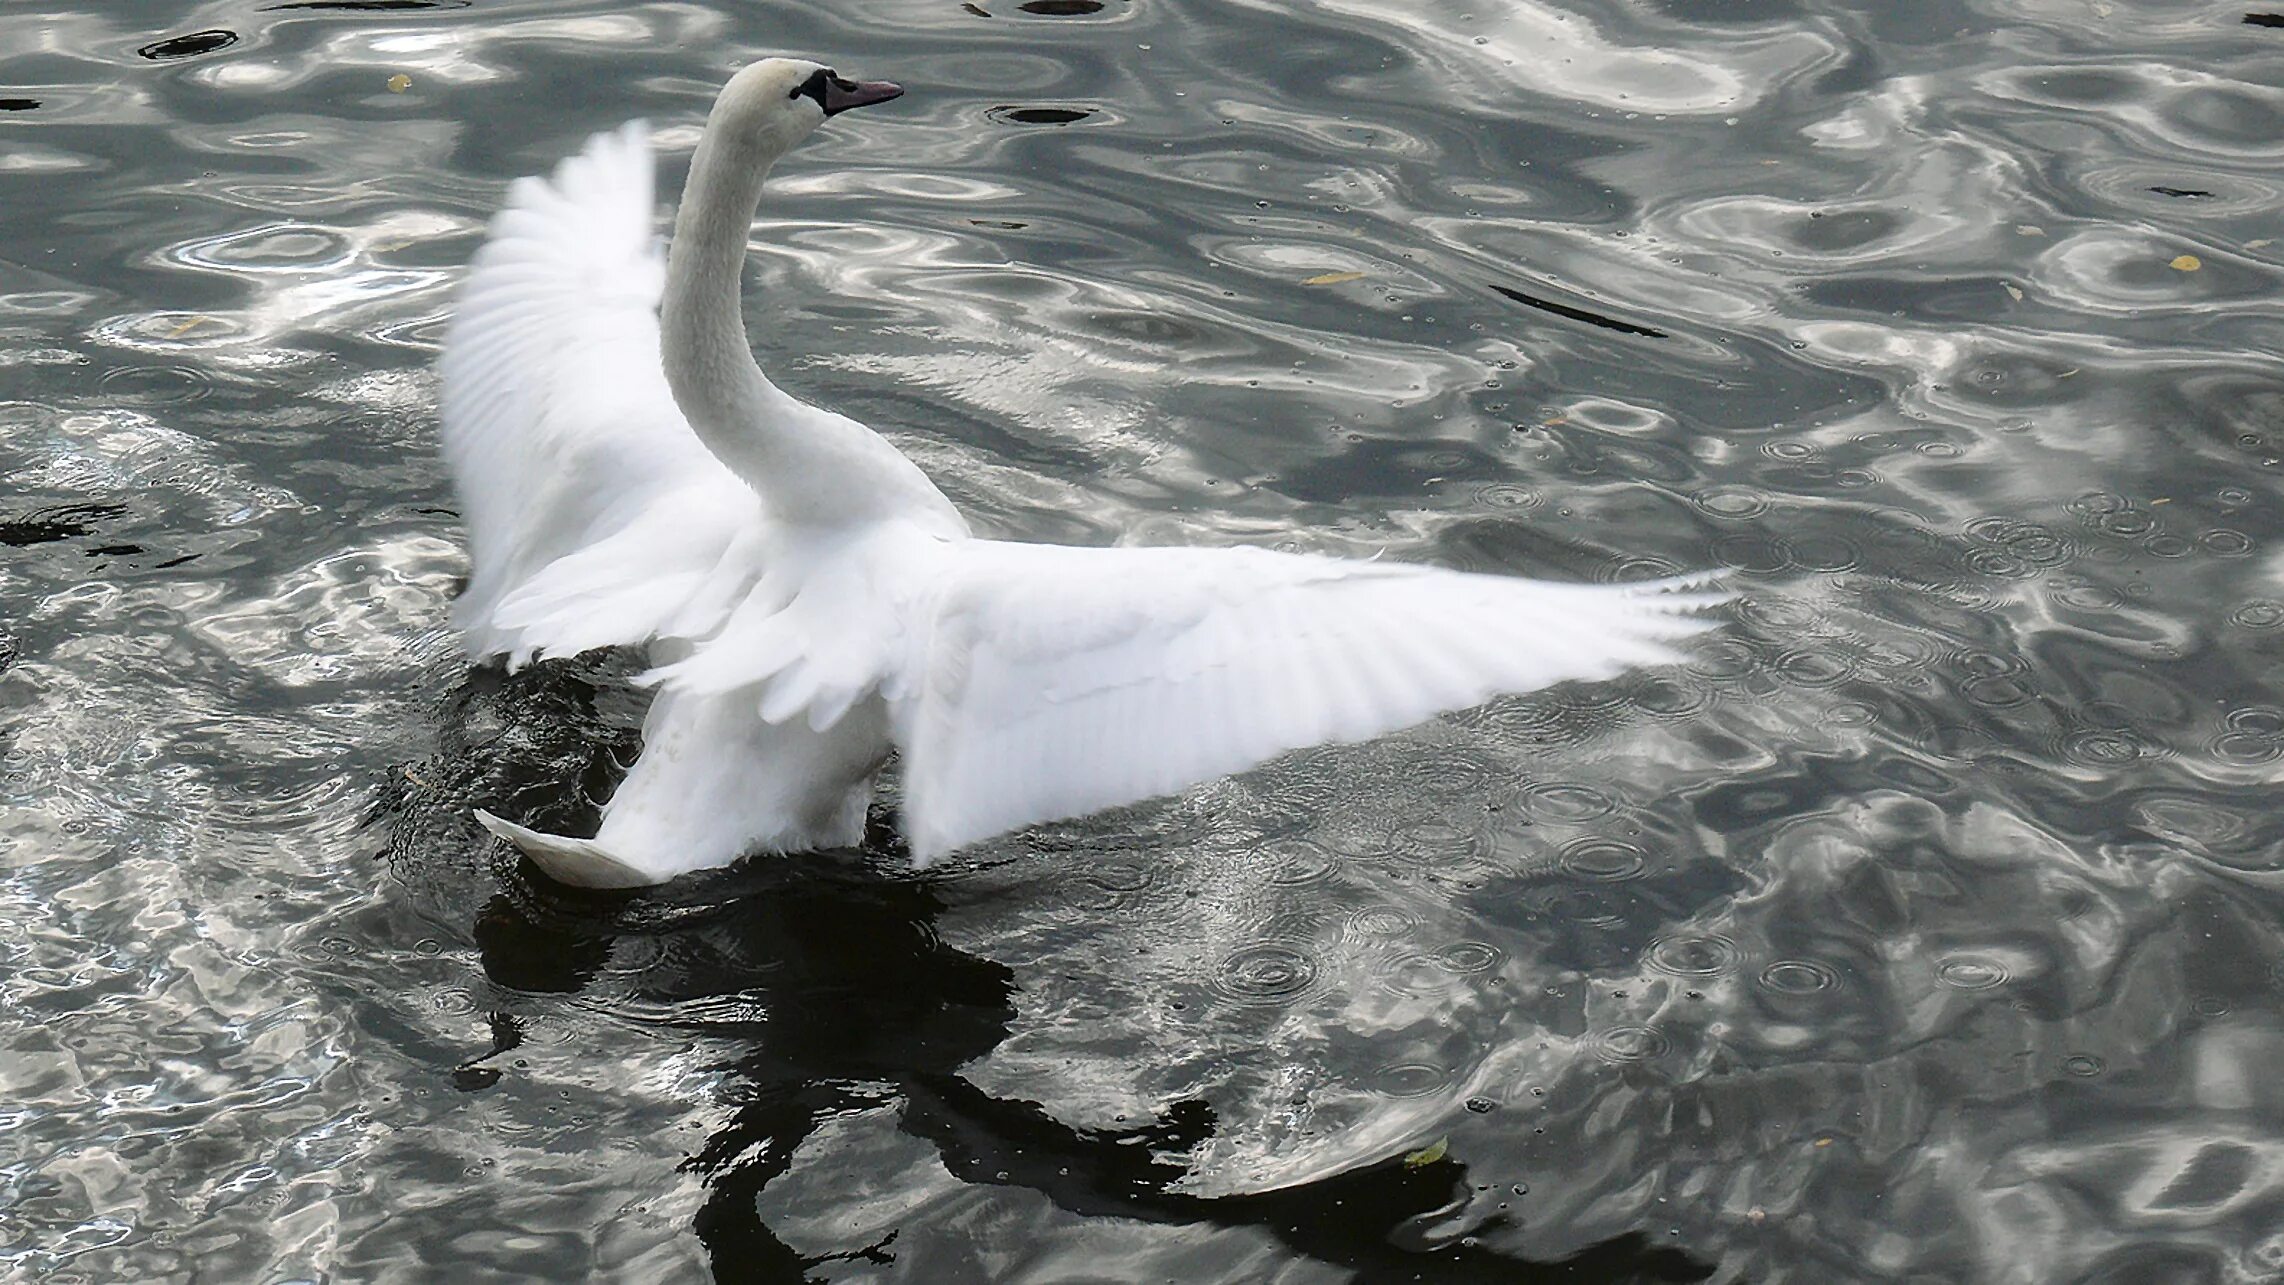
xmin=659 ymin=123 xmax=800 ymax=472
xmin=656 ymin=89 xmax=968 ymax=539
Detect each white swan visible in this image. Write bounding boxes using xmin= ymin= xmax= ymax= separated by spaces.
xmin=438 ymin=58 xmax=1726 ymax=888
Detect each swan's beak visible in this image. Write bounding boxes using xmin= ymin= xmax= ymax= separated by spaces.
xmin=823 ymin=78 xmax=903 ymax=116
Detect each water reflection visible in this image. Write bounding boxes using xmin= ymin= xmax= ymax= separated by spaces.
xmin=471 ymin=853 xmax=1014 ymax=1277
xmin=468 ymin=844 xmax=1716 ymax=1282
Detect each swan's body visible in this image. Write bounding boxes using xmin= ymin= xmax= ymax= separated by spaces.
xmin=439 ymin=59 xmax=1726 ymax=887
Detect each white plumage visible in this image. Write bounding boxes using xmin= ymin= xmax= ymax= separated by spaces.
xmin=439 ymin=59 xmax=1726 ymax=887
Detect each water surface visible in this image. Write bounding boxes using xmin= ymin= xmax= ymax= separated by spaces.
xmin=4 ymin=1 xmax=2283 ymax=1280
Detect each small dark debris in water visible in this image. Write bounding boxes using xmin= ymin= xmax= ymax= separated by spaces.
xmin=0 ymin=502 xmax=128 ymax=546
xmin=268 ymin=0 xmax=467 ymax=9
xmin=970 ymin=218 xmax=1029 ymax=229
xmin=1020 ymin=0 xmax=1107 ymax=13
xmin=151 ymin=553 xmax=201 ymax=570
xmin=2245 ymin=13 xmax=2284 ymax=26
xmin=987 ymin=106 xmax=1094 ymax=126
xmin=1489 ymin=283 xmax=1669 ymax=339
xmin=2150 ymin=186 xmax=2213 ymax=198
xmin=264 ymin=0 xmax=472 ymax=9
xmin=962 ymin=1 xmax=991 ymax=13
xmin=138 ymin=30 xmax=240 ymax=60
xmin=450 ymin=1011 xmax=524 ymax=1091
xmin=85 ymin=544 xmax=144 ymax=558
xmin=0 ymin=99 xmax=38 ymax=111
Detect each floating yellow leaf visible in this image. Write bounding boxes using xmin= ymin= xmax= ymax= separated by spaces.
xmin=1302 ymin=271 xmax=1366 ymax=286
xmin=2003 ymin=283 xmax=2023 ymax=301
xmin=387 ymin=74 xmax=412 ymax=93
xmin=2170 ymin=254 xmax=2201 ymax=272
xmin=1403 ymin=1136 xmax=1449 ymax=1167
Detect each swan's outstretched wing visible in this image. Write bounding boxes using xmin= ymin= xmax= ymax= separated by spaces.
xmin=440 ymin=121 xmax=759 ymax=666
xmin=894 ymin=541 xmax=1727 ymax=862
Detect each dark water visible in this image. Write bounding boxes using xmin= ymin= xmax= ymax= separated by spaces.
xmin=5 ymin=1 xmax=2283 ymax=1280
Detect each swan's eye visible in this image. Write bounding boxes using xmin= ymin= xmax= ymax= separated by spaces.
xmin=790 ymin=68 xmax=833 ymax=110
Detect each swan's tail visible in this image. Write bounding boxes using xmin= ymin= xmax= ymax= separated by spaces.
xmin=474 ymin=809 xmax=660 ymax=889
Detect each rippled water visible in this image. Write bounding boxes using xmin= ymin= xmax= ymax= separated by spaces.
xmin=5 ymin=1 xmax=2283 ymax=1280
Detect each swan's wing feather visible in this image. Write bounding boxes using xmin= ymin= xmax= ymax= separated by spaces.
xmin=440 ymin=121 xmax=757 ymax=665
xmin=895 ymin=542 xmax=1727 ymax=862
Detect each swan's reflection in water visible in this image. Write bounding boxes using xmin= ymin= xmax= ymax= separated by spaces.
xmin=463 ymin=846 xmax=1713 ymax=1282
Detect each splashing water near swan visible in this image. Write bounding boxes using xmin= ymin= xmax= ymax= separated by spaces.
xmin=438 ymin=58 xmax=1729 ymax=888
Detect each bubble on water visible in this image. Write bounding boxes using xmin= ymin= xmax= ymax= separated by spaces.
xmin=1372 ymin=1061 xmax=1455 ymax=1098
xmin=2050 ymin=578 xmax=2125 ymax=611
xmin=2207 ymin=732 xmax=2281 ymax=764
xmin=1255 ymin=838 xmax=1339 ymax=887
xmin=1646 ymin=934 xmax=1741 ymax=978
xmin=1759 ymin=959 xmax=1839 ymax=993
xmin=1825 ymin=702 xmax=1877 ymax=728
xmin=1559 ymin=837 xmax=1648 ymax=882
xmin=1211 ymin=943 xmax=1322 ymax=1006
xmin=1593 ymin=1025 xmax=1670 ymax=1063
xmin=1475 ymin=482 xmax=1542 ymax=510
xmin=2230 ymin=600 xmax=2284 ymax=630
xmin=427 ymin=986 xmax=478 ymax=1017
xmin=1390 ymin=819 xmax=1483 ymax=860
xmin=1773 ymin=648 xmax=1859 ymax=689
xmin=1348 ymin=904 xmax=1418 ymax=937
xmin=1436 ymin=941 xmax=1506 ymax=974
xmin=1399 ymin=748 xmax=1502 ymax=800
xmin=1624 ymin=671 xmax=1712 ymax=721
xmin=1522 ymin=782 xmax=1615 ymax=823
xmin=1936 ymin=956 xmax=2010 ymax=990
xmin=96 ymin=364 xmax=213 ymax=406
xmin=2062 ymin=1054 xmax=2105 ymax=1077
xmin=1694 ymin=486 xmax=1770 ymax=520
xmin=1688 ymin=637 xmax=1764 ymax=682
xmin=1376 ymin=951 xmax=1462 ymax=997
xmin=2223 ymin=705 xmax=2284 ymax=736
xmin=2061 ymin=728 xmax=2158 ymax=767
xmin=1961 ymin=674 xmax=2037 ymax=709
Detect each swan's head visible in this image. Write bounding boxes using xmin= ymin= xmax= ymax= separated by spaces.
xmin=708 ymin=58 xmax=904 ymax=160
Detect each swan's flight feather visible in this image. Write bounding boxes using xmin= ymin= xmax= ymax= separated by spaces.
xmin=896 ymin=546 xmax=1722 ymax=862
xmin=439 ymin=122 xmax=758 ymax=668
xmin=437 ymin=60 xmax=1731 ymax=886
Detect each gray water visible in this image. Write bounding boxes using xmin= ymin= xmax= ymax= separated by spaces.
xmin=5 ymin=1 xmax=2283 ymax=1281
